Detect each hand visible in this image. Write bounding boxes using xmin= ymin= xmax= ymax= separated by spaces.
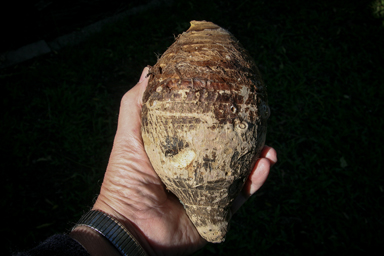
xmin=92 ymin=67 xmax=277 ymax=256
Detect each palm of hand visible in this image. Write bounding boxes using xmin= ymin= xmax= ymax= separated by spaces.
xmin=93 ymin=74 xmax=205 ymax=255
xmin=93 ymin=68 xmax=276 ymax=256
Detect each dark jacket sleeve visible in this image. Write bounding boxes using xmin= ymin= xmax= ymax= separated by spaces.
xmin=13 ymin=234 xmax=90 ymax=256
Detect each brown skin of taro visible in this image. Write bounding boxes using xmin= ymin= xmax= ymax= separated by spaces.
xmin=141 ymin=21 xmax=268 ymax=243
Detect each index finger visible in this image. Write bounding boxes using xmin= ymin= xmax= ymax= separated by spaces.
xmin=231 ymin=145 xmax=277 ymax=214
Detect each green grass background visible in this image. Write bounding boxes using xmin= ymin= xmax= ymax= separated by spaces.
xmin=1 ymin=0 xmax=384 ymax=255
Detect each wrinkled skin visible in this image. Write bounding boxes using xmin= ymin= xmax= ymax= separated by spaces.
xmin=92 ymin=68 xmax=277 ymax=256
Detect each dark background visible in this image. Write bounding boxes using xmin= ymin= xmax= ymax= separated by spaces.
xmin=1 ymin=0 xmax=384 ymax=255
xmin=0 ymin=0 xmax=149 ymax=52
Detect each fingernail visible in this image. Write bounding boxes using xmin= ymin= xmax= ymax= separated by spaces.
xmin=139 ymin=67 xmax=149 ymax=83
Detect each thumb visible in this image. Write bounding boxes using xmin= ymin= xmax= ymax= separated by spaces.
xmin=116 ymin=67 xmax=149 ymax=138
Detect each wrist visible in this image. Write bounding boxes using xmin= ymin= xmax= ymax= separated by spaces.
xmin=91 ymin=201 xmax=155 ymax=256
xmin=72 ymin=209 xmax=151 ymax=256
xmin=70 ymin=225 xmax=121 ymax=256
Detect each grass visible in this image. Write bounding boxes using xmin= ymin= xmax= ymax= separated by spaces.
xmin=1 ymin=0 xmax=384 ymax=255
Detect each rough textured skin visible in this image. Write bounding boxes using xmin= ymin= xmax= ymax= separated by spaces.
xmin=141 ymin=21 xmax=269 ymax=243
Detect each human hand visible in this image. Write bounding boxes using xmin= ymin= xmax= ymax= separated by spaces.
xmin=92 ymin=67 xmax=277 ymax=256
